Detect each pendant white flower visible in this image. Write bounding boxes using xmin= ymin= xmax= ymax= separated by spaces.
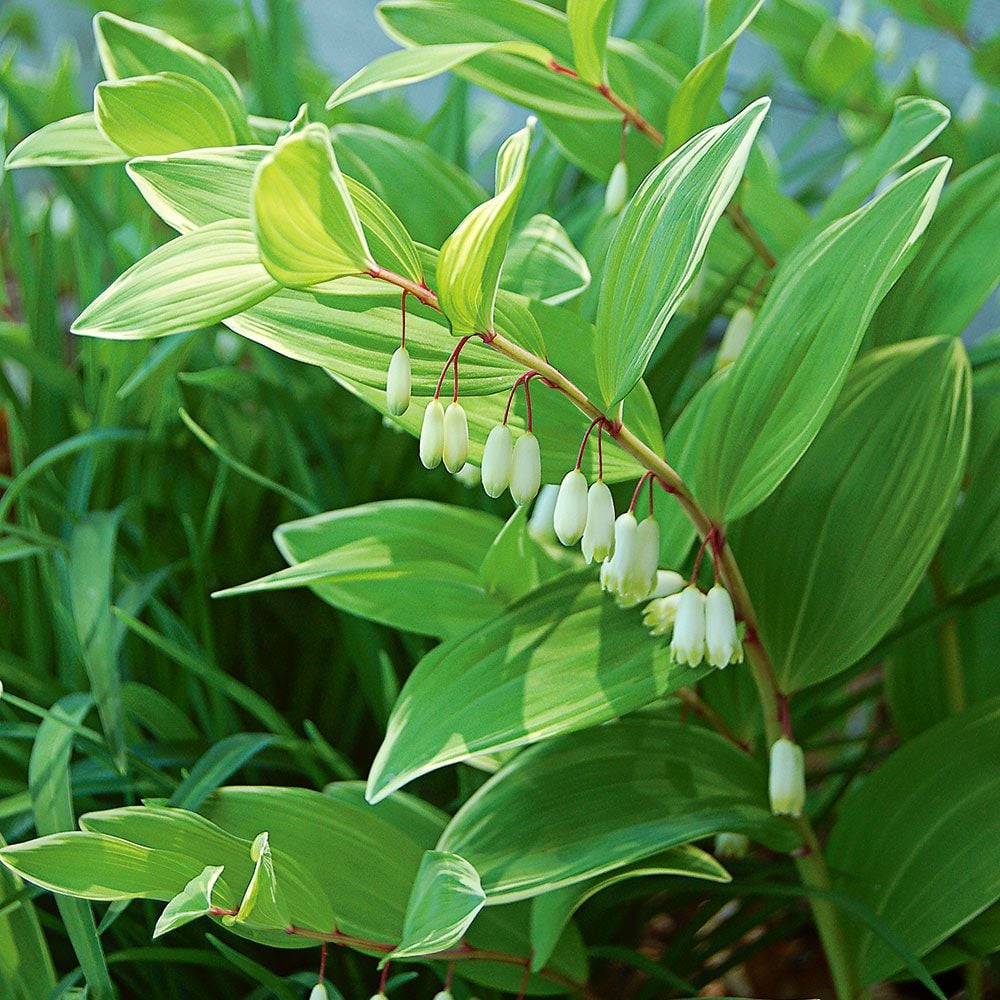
xmin=705 ymin=584 xmax=743 ymax=668
xmin=581 ymin=480 xmax=615 ymax=563
xmin=528 ymin=484 xmax=559 ymax=542
xmin=651 ymin=569 xmax=685 ymax=598
xmin=419 ymin=399 xmax=445 ymax=469
xmin=481 ymin=423 xmax=514 ymax=498
xmin=604 ymin=160 xmax=628 ymax=215
xmin=385 ymin=345 xmax=411 ymax=415
xmin=714 ymin=832 xmax=749 ymax=859
xmin=442 ymin=401 xmax=469 ymax=473
xmin=510 ymin=431 xmax=541 ymax=506
xmin=309 ymin=986 xmax=329 ymax=1000
xmin=670 ymin=585 xmax=706 ymax=667
xmin=600 ymin=512 xmax=637 ymax=597
xmin=554 ymin=469 xmax=588 ymax=545
xmin=769 ymin=738 xmax=806 ymax=817
xmin=634 ymin=516 xmax=660 ymax=598
xmin=432 ymin=993 xmax=454 ymax=1000
xmin=716 ymin=306 xmax=754 ymax=370
xmin=643 ymin=592 xmax=681 ymax=636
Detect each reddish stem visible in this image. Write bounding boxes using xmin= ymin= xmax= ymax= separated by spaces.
xmin=628 ymin=471 xmax=655 ymax=513
xmin=379 ymin=960 xmax=391 ymax=992
xmin=434 ymin=335 xmax=475 ymax=401
xmin=400 ymin=290 xmax=408 ymax=349
xmin=575 ymin=416 xmax=605 ymax=470
xmin=318 ymin=942 xmax=327 ymax=984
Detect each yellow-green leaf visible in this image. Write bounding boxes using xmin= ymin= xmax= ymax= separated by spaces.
xmin=252 ymin=124 xmax=374 ymax=287
xmin=567 ymin=0 xmax=617 ymax=84
xmin=4 ymin=112 xmax=127 ymax=169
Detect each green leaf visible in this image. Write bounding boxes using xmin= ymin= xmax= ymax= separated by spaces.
xmin=529 ymin=846 xmax=728 ymax=971
xmin=730 ymin=337 xmax=971 ymax=691
xmin=437 ymin=119 xmax=534 ymax=335
xmin=153 ymin=865 xmax=225 ymax=939
xmin=567 ymin=0 xmax=616 ymax=84
xmin=827 ymin=699 xmax=1000 ymax=983
xmin=72 ymin=220 xmax=280 ymax=340
xmin=95 ymin=72 xmax=238 ymax=157
xmin=595 ymin=98 xmax=769 ymax=406
xmin=93 ymin=11 xmax=249 ymax=140
xmin=479 ymin=506 xmax=560 ymax=604
xmin=687 ymin=157 xmax=951 ymax=521
xmin=0 ymin=832 xmax=207 ymax=902
xmin=815 ymin=95 xmax=950 ymax=227
xmin=366 ymin=573 xmax=709 ymax=803
xmin=437 ymin=718 xmax=796 ymax=901
xmin=377 ymin=0 xmax=620 ymax=122
xmin=228 ymin=833 xmax=291 ymax=931
xmin=216 ymin=501 xmax=505 ymax=640
xmin=391 ymin=851 xmax=486 ymax=960
xmin=503 ymin=214 xmax=591 ymax=306
xmin=666 ymin=0 xmax=765 ymax=149
xmin=869 ymin=153 xmax=1000 ymax=345
xmin=128 ymin=145 xmax=422 ymax=282
xmin=252 ymin=124 xmax=374 ymax=286
xmin=0 ymin=834 xmax=57 ymax=1000
xmin=327 ymin=41 xmax=551 ymax=108
xmin=3 ymin=112 xmax=127 ymax=169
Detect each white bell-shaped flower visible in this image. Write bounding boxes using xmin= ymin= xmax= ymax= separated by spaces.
xmin=481 ymin=424 xmax=514 ymax=498
xmin=510 ymin=431 xmax=541 ymax=506
xmin=600 ymin=512 xmax=638 ymax=597
xmin=419 ymin=399 xmax=445 ymax=469
xmin=604 ymin=160 xmax=628 ymax=215
xmin=670 ymin=585 xmax=706 ymax=667
xmin=432 ymin=993 xmax=454 ymax=1000
xmin=642 ymin=592 xmax=681 ymax=636
xmin=454 ymin=462 xmax=480 ymax=488
xmin=385 ymin=346 xmax=411 ymax=415
xmin=650 ymin=569 xmax=685 ymax=599
xmin=705 ymin=584 xmax=743 ymax=668
xmin=633 ymin=516 xmax=660 ymax=599
xmin=581 ymin=480 xmax=615 ymax=563
xmin=769 ymin=738 xmax=806 ymax=817
xmin=553 ymin=469 xmax=588 ymax=545
xmin=442 ymin=401 xmax=469 ymax=473
xmin=309 ymin=986 xmax=329 ymax=1000
xmin=528 ymin=484 xmax=558 ymax=543
xmin=716 ymin=306 xmax=754 ymax=370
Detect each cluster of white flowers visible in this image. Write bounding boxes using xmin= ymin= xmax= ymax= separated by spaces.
xmin=481 ymin=423 xmax=541 ymax=505
xmin=643 ymin=582 xmax=743 ymax=669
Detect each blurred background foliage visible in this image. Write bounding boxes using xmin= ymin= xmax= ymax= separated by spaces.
xmin=0 ymin=0 xmax=998 ymax=997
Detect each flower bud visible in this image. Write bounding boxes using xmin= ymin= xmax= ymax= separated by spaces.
xmin=716 ymin=306 xmax=754 ymax=370
xmin=554 ymin=469 xmax=588 ymax=545
xmin=604 ymin=160 xmax=628 ymax=215
xmin=714 ymin=832 xmax=749 ymax=859
xmin=309 ymin=986 xmax=329 ymax=1000
xmin=650 ymin=569 xmax=684 ymax=599
xmin=768 ymin=738 xmax=806 ymax=817
xmin=432 ymin=993 xmax=454 ymax=1000
xmin=528 ymin=484 xmax=558 ymax=542
xmin=419 ymin=399 xmax=445 ymax=469
xmin=482 ymin=424 xmax=514 ymax=498
xmin=705 ymin=584 xmax=743 ymax=668
xmin=581 ymin=480 xmax=615 ymax=563
xmin=643 ymin=592 xmax=681 ymax=636
xmin=670 ymin=586 xmax=706 ymax=667
xmin=443 ymin=401 xmax=469 ymax=473
xmin=385 ymin=346 xmax=411 ymax=416
xmin=601 ymin=512 xmax=637 ymax=598
xmin=510 ymin=431 xmax=541 ymax=506
xmin=454 ymin=462 xmax=480 ymax=488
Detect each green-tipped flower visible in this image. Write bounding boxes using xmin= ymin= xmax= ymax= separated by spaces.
xmin=643 ymin=592 xmax=681 ymax=636
xmin=705 ymin=584 xmax=743 ymax=668
xmin=442 ymin=401 xmax=469 ymax=473
xmin=554 ymin=469 xmax=588 ymax=545
xmin=581 ymin=480 xmax=615 ymax=563
xmin=670 ymin=586 xmax=706 ymax=667
xmin=604 ymin=160 xmax=628 ymax=215
xmin=510 ymin=431 xmax=541 ymax=506
xmin=309 ymin=985 xmax=329 ymax=1000
xmin=386 ymin=345 xmax=411 ymax=416
xmin=769 ymin=738 xmax=806 ymax=817
xmin=419 ymin=399 xmax=445 ymax=469
xmin=481 ymin=423 xmax=514 ymax=498
xmin=714 ymin=832 xmax=749 ymax=859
